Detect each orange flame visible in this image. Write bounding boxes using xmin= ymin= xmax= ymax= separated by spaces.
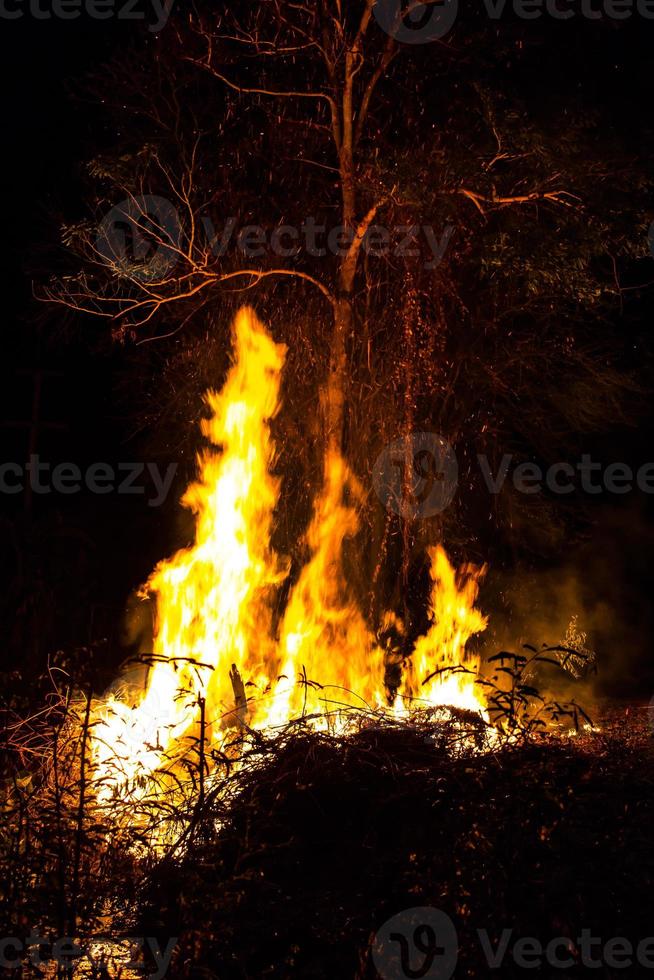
xmin=92 ymin=308 xmax=488 ymax=805
xmin=273 ymin=449 xmax=386 ymax=725
xmin=93 ymin=308 xmax=287 ymax=797
xmin=402 ymin=546 xmax=488 ymax=713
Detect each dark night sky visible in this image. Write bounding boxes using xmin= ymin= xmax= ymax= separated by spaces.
xmin=1 ymin=6 xmax=653 ymax=695
xmin=0 ymin=15 xmax=181 ymax=669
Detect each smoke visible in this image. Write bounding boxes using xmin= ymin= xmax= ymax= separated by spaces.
xmin=482 ymin=499 xmax=654 ymax=707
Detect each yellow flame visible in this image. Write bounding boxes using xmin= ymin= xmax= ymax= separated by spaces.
xmin=93 ymin=307 xmax=287 ymax=797
xmin=401 ymin=546 xmax=488 ymax=713
xmin=92 ymin=307 xmax=489 ymax=807
xmin=273 ymin=449 xmax=386 ymax=725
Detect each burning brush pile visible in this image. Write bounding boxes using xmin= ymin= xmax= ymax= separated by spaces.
xmin=84 ymin=308 xmax=597 ymax=839
xmin=143 ymin=716 xmax=654 ymax=980
xmin=90 ymin=307 xmax=497 ymax=826
xmin=4 ymin=307 xmax=636 ymax=978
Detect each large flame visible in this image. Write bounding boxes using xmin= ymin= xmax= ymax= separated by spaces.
xmin=273 ymin=449 xmax=386 ymax=724
xmin=92 ymin=308 xmax=488 ymax=806
xmin=93 ymin=308 xmax=287 ymax=797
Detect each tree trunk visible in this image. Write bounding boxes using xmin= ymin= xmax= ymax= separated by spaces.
xmin=325 ymin=295 xmax=352 ymax=458
xmin=324 ymin=45 xmax=358 ymax=461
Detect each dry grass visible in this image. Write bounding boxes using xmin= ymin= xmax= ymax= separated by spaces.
xmin=2 ymin=674 xmax=651 ymax=979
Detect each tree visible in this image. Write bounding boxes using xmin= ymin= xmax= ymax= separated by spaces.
xmin=45 ymin=2 xmax=652 ymax=587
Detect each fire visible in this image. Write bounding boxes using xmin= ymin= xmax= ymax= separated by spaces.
xmin=93 ymin=307 xmax=287 ymax=798
xmin=273 ymin=449 xmax=387 ymax=724
xmin=401 ymin=546 xmax=488 ymax=713
xmin=91 ymin=307 xmax=488 ymax=807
